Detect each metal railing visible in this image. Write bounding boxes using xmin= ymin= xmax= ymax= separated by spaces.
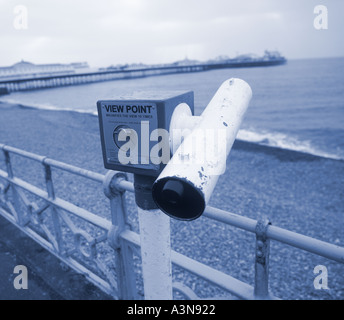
xmin=0 ymin=144 xmax=343 ymax=300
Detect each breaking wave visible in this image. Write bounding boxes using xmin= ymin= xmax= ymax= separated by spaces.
xmin=0 ymin=97 xmax=98 ymax=116
xmin=237 ymin=129 xmax=342 ymax=160
xmin=0 ymin=98 xmax=342 ymax=160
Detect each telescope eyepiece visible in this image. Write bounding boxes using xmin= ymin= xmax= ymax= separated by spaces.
xmin=152 ymin=177 xmax=205 ymax=221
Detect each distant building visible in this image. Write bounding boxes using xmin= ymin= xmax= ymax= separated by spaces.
xmin=262 ymin=50 xmax=284 ymax=60
xmin=171 ymin=57 xmax=201 ymax=66
xmin=0 ymin=60 xmax=90 ymax=79
xmin=99 ymin=62 xmax=149 ymax=72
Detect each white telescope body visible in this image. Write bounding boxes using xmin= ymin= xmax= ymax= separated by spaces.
xmin=152 ymin=78 xmax=252 ymax=220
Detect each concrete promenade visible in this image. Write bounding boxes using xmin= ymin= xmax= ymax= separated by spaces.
xmin=0 ymin=214 xmax=111 ymax=300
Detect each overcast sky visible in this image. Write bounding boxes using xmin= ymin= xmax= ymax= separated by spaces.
xmin=0 ymin=0 xmax=343 ymax=68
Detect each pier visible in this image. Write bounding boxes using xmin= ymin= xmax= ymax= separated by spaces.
xmin=0 ymin=58 xmax=286 ymax=94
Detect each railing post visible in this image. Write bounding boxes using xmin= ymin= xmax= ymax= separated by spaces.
xmin=254 ymin=217 xmax=271 ymax=299
xmin=3 ymin=149 xmax=13 ymax=179
xmin=2 ymin=147 xmax=23 ymax=224
xmin=104 ymin=171 xmax=137 ymax=300
xmin=42 ymin=159 xmax=64 ymax=254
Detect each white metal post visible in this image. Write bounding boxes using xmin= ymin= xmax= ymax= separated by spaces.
xmin=138 ymin=207 xmax=173 ymax=300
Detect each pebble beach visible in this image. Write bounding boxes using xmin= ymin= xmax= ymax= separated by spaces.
xmin=0 ymin=102 xmax=343 ymax=300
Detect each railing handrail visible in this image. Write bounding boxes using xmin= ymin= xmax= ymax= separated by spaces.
xmin=1 ymin=143 xmax=343 ymax=300
xmin=2 ymin=143 xmax=343 ymax=263
xmin=0 ymin=144 xmax=104 ymax=182
xmin=203 ymin=206 xmax=344 ymax=264
xmin=2 ymin=143 xmax=344 ymax=263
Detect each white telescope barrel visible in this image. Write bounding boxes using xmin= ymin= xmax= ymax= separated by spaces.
xmin=152 ymin=78 xmax=252 ymax=220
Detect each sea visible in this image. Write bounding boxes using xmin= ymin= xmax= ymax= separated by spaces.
xmin=1 ymin=57 xmax=344 ymax=160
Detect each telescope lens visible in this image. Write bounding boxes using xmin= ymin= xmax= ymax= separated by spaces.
xmin=152 ymin=177 xmax=205 ymax=221
xmin=161 ymin=180 xmax=184 ymax=205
